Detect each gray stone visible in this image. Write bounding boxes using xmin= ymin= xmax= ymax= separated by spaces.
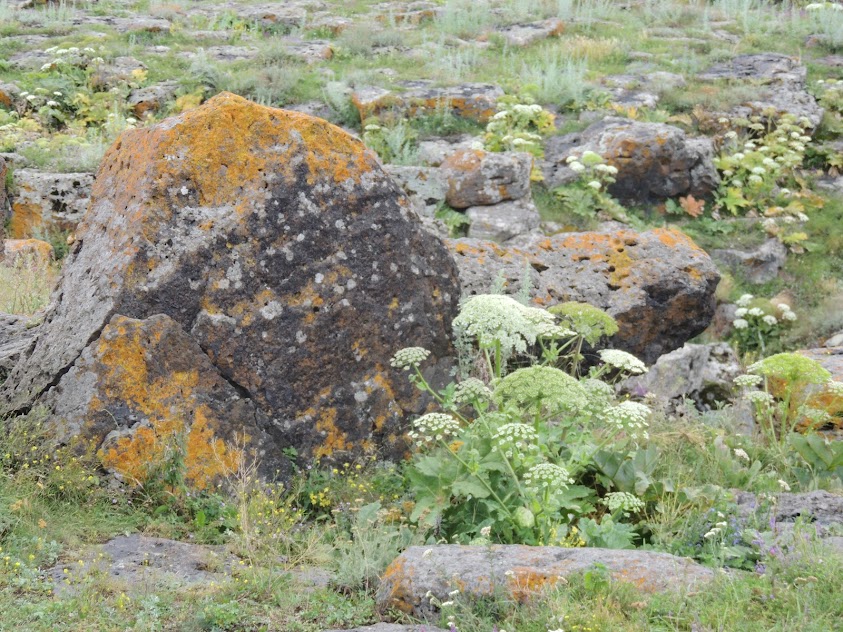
xmin=623 ymin=342 xmax=741 ymax=408
xmin=698 ymin=53 xmax=824 ymax=128
xmin=0 ymin=82 xmax=21 ymax=110
xmin=466 ymin=197 xmax=541 ymax=243
xmin=417 ymin=135 xmax=481 ymax=167
xmin=736 ymin=490 xmax=843 ymax=528
xmin=8 ymin=169 xmax=94 ymax=238
xmin=711 ymin=239 xmax=788 ymax=285
xmin=0 ymin=313 xmax=38 ymax=383
xmin=236 ymin=4 xmax=308 ymax=29
xmin=441 ymin=149 xmax=532 ymax=208
xmin=128 ymin=81 xmax=179 ymax=118
xmin=377 ymin=545 xmax=715 ymax=618
xmin=89 ymin=57 xmax=147 ymax=90
xmin=496 ymin=19 xmax=565 ymax=47
xmin=385 ymin=165 xmax=448 ymax=217
xmin=825 ymin=332 xmax=843 ymax=348
xmin=447 ymin=227 xmax=719 ymax=364
xmin=542 ymin=118 xmax=719 ymax=205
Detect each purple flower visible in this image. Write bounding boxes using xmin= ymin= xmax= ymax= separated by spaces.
xmin=755 ymin=562 xmax=766 ymax=574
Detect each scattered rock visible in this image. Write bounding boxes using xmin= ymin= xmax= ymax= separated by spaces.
xmin=236 ymin=4 xmax=308 ymax=29
xmin=825 ymin=332 xmax=843 ymax=348
xmin=352 ymin=81 xmax=504 ymax=123
xmin=2 ymin=238 xmax=54 ymax=268
xmin=0 ymin=82 xmax=21 ymax=109
xmin=735 ymin=490 xmax=843 ymax=544
xmin=0 ymin=93 xmax=460 ymax=480
xmin=47 ymin=535 xmax=234 ymax=594
xmin=698 ymin=53 xmax=824 ymax=127
xmin=377 ymin=545 xmax=714 ymax=618
xmin=88 ymin=56 xmax=147 ymax=90
xmin=8 ymin=169 xmax=94 ymax=238
xmin=128 ymin=81 xmax=179 ymax=118
xmin=447 ymin=227 xmax=719 ymax=364
xmin=441 ymin=149 xmax=532 ymax=208
xmin=417 ymin=135 xmax=481 ymax=167
xmin=496 ymin=18 xmax=565 ymax=47
xmin=600 ymin=71 xmax=686 ymax=110
xmin=711 ymin=239 xmax=788 ymax=285
xmin=623 ymin=342 xmax=740 ymax=408
xmin=282 ymin=38 xmax=334 ymax=63
xmin=466 ymin=197 xmax=541 ymax=243
xmin=542 ymin=118 xmax=719 ymax=205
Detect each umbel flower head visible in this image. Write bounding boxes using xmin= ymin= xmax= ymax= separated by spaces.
xmin=390 ymin=347 xmax=430 ymax=370
xmin=579 ymin=378 xmax=615 ymax=418
xmin=522 ymin=463 xmax=573 ymax=494
xmin=491 ymin=422 xmax=540 ymax=457
xmin=599 ymin=349 xmax=648 ymax=375
xmin=747 ymin=352 xmax=831 ymax=385
xmin=493 ymin=365 xmax=589 ymax=416
xmin=549 ymin=302 xmax=619 ymax=346
xmin=602 ymin=491 xmax=645 ymax=515
xmin=454 ymin=377 xmax=492 ymax=404
xmin=601 ymin=400 xmax=651 ymax=437
xmin=409 ymin=413 xmax=461 ymax=442
xmin=452 ymin=294 xmax=559 ymax=357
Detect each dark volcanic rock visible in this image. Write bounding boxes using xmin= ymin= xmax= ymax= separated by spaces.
xmin=447 ymin=227 xmax=719 ymax=364
xmin=1 ymin=93 xmax=460 ymax=482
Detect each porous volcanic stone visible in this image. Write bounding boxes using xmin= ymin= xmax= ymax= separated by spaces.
xmin=0 ymin=93 xmax=460 ymax=481
xmin=377 ymin=545 xmax=714 ymax=618
xmin=9 ymin=169 xmax=94 ymax=238
xmin=441 ymin=149 xmax=532 ymax=209
xmin=447 ymin=227 xmax=719 ymax=364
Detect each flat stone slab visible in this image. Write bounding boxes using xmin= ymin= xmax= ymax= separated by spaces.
xmin=377 ymin=545 xmax=715 ymax=618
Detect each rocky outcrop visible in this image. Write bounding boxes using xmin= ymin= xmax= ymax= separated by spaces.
xmin=542 ymin=118 xmax=719 ymax=205
xmin=447 ymin=227 xmax=719 ymax=364
xmin=8 ymin=169 xmax=94 ymax=238
xmin=465 ymin=198 xmax=540 ymax=243
xmin=698 ymin=53 xmax=824 ymax=128
xmin=0 ymin=313 xmax=37 ymax=383
xmin=128 ymin=81 xmax=179 ymax=118
xmin=3 ymin=238 xmax=55 ymax=268
xmin=0 ymin=93 xmax=460 ymax=482
xmin=496 ymin=19 xmax=565 ymax=47
xmin=377 ymin=545 xmax=714 ymax=618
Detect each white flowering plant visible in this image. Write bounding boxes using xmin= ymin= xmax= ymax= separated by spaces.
xmin=552 ymin=150 xmax=628 ymax=221
xmin=483 ymin=94 xmax=555 ymax=161
xmin=728 ymin=293 xmax=798 ymax=356
xmin=397 ymin=295 xmax=655 ymax=546
xmin=361 ymin=117 xmax=418 ymax=165
xmin=713 ymin=113 xmax=823 ymax=252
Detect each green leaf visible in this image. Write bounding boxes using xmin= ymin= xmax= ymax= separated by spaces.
xmin=451 ymin=478 xmax=491 ymax=499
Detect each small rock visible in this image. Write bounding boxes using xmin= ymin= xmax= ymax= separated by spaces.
xmin=385 ymin=165 xmax=448 ymax=217
xmin=711 ymin=239 xmax=788 ymax=285
xmin=89 ymin=57 xmax=147 ymax=90
xmin=2 ymin=238 xmax=54 ymax=269
xmin=441 ymin=149 xmax=532 ymax=208
xmin=542 ymin=118 xmax=719 ymax=205
xmin=377 ymin=545 xmax=715 ymax=618
xmin=736 ymin=490 xmax=843 ymax=528
xmin=236 ymin=4 xmax=308 ymax=29
xmin=0 ymin=82 xmax=21 ymax=109
xmin=496 ymin=18 xmax=565 ymax=47
xmin=825 ymin=332 xmax=843 ymax=348
xmin=128 ymin=81 xmax=179 ymax=118
xmin=417 ymin=135 xmax=481 ymax=167
xmin=9 ymin=169 xmax=94 ymax=238
xmin=466 ymin=197 xmax=541 ymax=243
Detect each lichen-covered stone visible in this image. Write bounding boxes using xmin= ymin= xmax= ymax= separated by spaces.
xmin=447 ymin=227 xmax=719 ymax=363
xmin=128 ymin=81 xmax=179 ymax=118
xmin=0 ymin=313 xmax=37 ymax=384
xmin=711 ymin=239 xmax=788 ymax=285
xmin=377 ymin=545 xmax=714 ymax=618
xmin=789 ymin=347 xmax=843 ymax=429
xmin=441 ymin=149 xmax=532 ymax=209
xmin=1 ymin=93 xmax=460 ymax=480
xmin=9 ymin=169 xmax=94 ymax=238
xmin=543 ymin=118 xmax=719 ymax=205
xmin=496 ymin=18 xmax=565 ymax=47
xmin=352 ymin=81 xmax=504 ymax=123
xmin=2 ymin=238 xmax=54 ymax=268
xmin=465 ymin=198 xmax=540 ymax=243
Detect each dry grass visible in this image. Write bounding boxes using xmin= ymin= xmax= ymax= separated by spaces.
xmin=0 ymin=257 xmax=59 ymax=315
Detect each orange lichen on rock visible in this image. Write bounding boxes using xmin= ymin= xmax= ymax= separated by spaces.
xmin=506 ymin=567 xmax=562 ymax=602
xmin=8 ymin=202 xmax=42 ymax=239
xmin=90 ymin=316 xmax=243 ymax=488
xmin=2 ymin=239 xmax=54 ymax=268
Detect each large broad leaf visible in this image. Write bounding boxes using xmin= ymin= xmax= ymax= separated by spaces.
xmin=789 ymin=433 xmax=843 ymax=479
xmin=451 ymin=477 xmax=491 ymax=499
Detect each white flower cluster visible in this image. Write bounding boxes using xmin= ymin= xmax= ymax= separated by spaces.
xmin=579 ymin=378 xmax=615 ymax=419
xmin=491 ymin=423 xmax=539 ymax=457
xmin=734 ymin=374 xmax=763 ymax=388
xmin=704 ymin=520 xmax=728 ymax=539
xmin=745 ymin=390 xmax=774 ymax=407
xmin=454 ymin=377 xmax=492 ymax=404
xmin=602 ymin=491 xmax=645 ymax=515
xmin=599 ymin=349 xmax=647 ymax=375
xmin=453 ymin=294 xmax=558 ymax=357
xmin=390 ymin=347 xmax=430 ymax=370
xmin=734 ymin=448 xmax=750 ymax=462
xmin=825 ymin=381 xmax=843 ymax=396
xmin=736 ymin=294 xmax=754 ymax=307
xmin=601 ymin=401 xmax=651 ymax=437
xmin=409 ymin=413 xmax=460 ymax=442
xmin=522 ymin=463 xmax=573 ymax=494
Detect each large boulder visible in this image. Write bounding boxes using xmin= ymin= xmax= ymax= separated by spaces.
xmin=447 ymin=227 xmax=719 ymax=364
xmin=542 ymin=118 xmax=719 ymax=205
xmin=377 ymin=545 xmax=714 ymax=618
xmin=698 ymin=53 xmax=823 ymax=128
xmin=1 ymin=93 xmax=460 ymax=481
